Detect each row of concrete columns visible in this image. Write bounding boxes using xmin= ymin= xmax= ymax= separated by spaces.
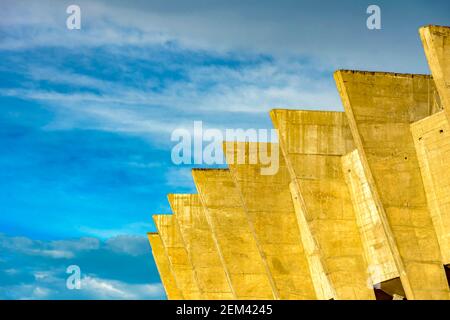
xmin=148 ymin=25 xmax=450 ymax=300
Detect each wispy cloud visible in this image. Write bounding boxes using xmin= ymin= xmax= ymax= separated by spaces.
xmin=78 ymin=222 xmax=154 ymax=239
xmin=1 ymin=0 xmax=449 ymax=300
xmin=3 ymin=0 xmax=449 ymax=72
xmin=0 ymin=233 xmax=163 ymax=300
xmin=80 ymin=276 xmax=164 ymax=299
xmin=1 ymin=58 xmax=341 ymax=147
xmin=0 ymin=233 xmax=100 ymax=259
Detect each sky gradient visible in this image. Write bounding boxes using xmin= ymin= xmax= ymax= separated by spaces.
xmin=1 ymin=0 xmax=449 ymax=299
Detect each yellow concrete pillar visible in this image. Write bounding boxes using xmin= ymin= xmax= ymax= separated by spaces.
xmin=342 ymin=150 xmax=401 ymax=290
xmin=416 ymin=25 xmax=450 ymax=268
xmin=192 ymin=169 xmax=278 ymax=299
xmin=153 ymin=214 xmax=202 ymax=299
xmin=411 ymin=111 xmax=450 ymax=265
xmin=147 ymin=233 xmax=184 ymax=300
xmin=168 ymin=194 xmax=235 ymax=299
xmin=335 ymin=70 xmax=450 ymax=300
xmin=420 ymin=26 xmax=450 ymax=121
xmin=224 ymin=142 xmax=317 ymax=300
xmin=270 ymin=109 xmax=375 ymax=300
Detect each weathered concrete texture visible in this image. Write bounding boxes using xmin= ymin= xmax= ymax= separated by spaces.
xmin=224 ymin=142 xmax=317 ymax=300
xmin=270 ymin=110 xmax=375 ymax=300
xmin=147 ymin=233 xmax=184 ymax=300
xmin=192 ymin=169 xmax=278 ymax=299
xmin=420 ymin=26 xmax=450 ymax=121
xmin=168 ymin=194 xmax=235 ymax=299
xmin=342 ymin=150 xmax=400 ymax=285
xmin=411 ymin=111 xmax=450 ymax=265
xmin=153 ymin=214 xmax=202 ymax=299
xmin=335 ymin=70 xmax=450 ymax=299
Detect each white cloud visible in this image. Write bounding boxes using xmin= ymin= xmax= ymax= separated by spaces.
xmin=106 ymin=235 xmax=150 ymax=256
xmin=78 ymin=222 xmax=154 ymax=239
xmin=0 ymin=59 xmax=341 ymax=150
xmin=50 ymin=237 xmax=100 ymax=252
xmin=2 ymin=0 xmax=445 ymax=73
xmin=80 ymin=276 xmax=164 ymax=299
xmin=0 ymin=233 xmax=164 ymax=300
xmin=4 ymin=269 xmax=19 ymax=275
xmin=0 ymin=275 xmax=164 ymax=300
xmin=0 ymin=233 xmax=99 ymax=259
xmin=35 ymin=249 xmax=75 ymax=259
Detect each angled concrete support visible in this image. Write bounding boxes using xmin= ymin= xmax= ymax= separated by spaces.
xmin=420 ymin=26 xmax=450 ymax=121
xmin=192 ymin=169 xmax=278 ymax=299
xmin=224 ymin=142 xmax=316 ymax=300
xmin=168 ymin=194 xmax=235 ymax=299
xmin=147 ymin=233 xmax=184 ymax=300
xmin=335 ymin=70 xmax=450 ymax=299
xmin=153 ymin=214 xmax=202 ymax=299
xmin=342 ymin=150 xmax=402 ymax=294
xmin=271 ymin=109 xmax=375 ymax=300
xmin=411 ymin=111 xmax=450 ymax=265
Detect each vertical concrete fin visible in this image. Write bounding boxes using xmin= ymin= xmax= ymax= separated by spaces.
xmin=411 ymin=111 xmax=450 ymax=265
xmin=270 ymin=109 xmax=375 ymax=300
xmin=420 ymin=26 xmax=450 ymax=120
xmin=153 ymin=214 xmax=202 ymax=299
xmin=147 ymin=233 xmax=184 ymax=300
xmin=167 ymin=194 xmax=235 ymax=299
xmin=342 ymin=150 xmax=400 ymax=285
xmin=335 ymin=70 xmax=450 ymax=300
xmin=192 ymin=168 xmax=278 ymax=300
xmin=223 ymin=141 xmax=317 ymax=300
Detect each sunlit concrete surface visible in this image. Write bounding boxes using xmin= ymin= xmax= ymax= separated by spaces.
xmin=153 ymin=214 xmax=202 ymax=299
xmin=335 ymin=70 xmax=450 ymax=299
xmin=420 ymin=26 xmax=450 ymax=121
xmin=147 ymin=233 xmax=184 ymax=300
xmin=149 ymin=24 xmax=450 ymax=300
xmin=411 ymin=112 xmax=450 ymax=265
xmin=342 ymin=150 xmax=400 ymax=286
xmin=224 ymin=142 xmax=317 ymax=300
xmin=192 ymin=169 xmax=278 ymax=299
xmin=271 ymin=110 xmax=375 ymax=300
xmin=168 ymin=194 xmax=235 ymax=299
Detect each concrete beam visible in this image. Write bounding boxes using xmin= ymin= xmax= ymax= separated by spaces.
xmin=335 ymin=70 xmax=450 ymax=299
xmin=270 ymin=109 xmax=375 ymax=300
xmin=420 ymin=26 xmax=450 ymax=121
xmin=224 ymin=141 xmax=317 ymax=300
xmin=192 ymin=169 xmax=278 ymax=299
xmin=147 ymin=233 xmax=184 ymax=300
xmin=153 ymin=214 xmax=202 ymax=299
xmin=168 ymin=194 xmax=235 ymax=299
xmin=411 ymin=111 xmax=450 ymax=265
xmin=342 ymin=150 xmax=400 ymax=285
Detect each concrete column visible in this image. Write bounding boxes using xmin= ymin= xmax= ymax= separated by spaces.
xmin=153 ymin=214 xmax=202 ymax=299
xmin=420 ymin=26 xmax=450 ymax=122
xmin=147 ymin=233 xmax=184 ymax=300
xmin=224 ymin=141 xmax=317 ymax=300
xmin=168 ymin=194 xmax=235 ymax=299
xmin=335 ymin=70 xmax=450 ymax=299
xmin=192 ymin=169 xmax=278 ymax=299
xmin=342 ymin=150 xmax=403 ymax=296
xmin=270 ymin=109 xmax=375 ymax=300
xmin=411 ymin=111 xmax=450 ymax=265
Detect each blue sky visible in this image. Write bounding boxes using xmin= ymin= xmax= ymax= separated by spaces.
xmin=0 ymin=0 xmax=449 ymax=299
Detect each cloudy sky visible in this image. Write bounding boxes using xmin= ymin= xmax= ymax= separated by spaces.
xmin=0 ymin=0 xmax=449 ymax=299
